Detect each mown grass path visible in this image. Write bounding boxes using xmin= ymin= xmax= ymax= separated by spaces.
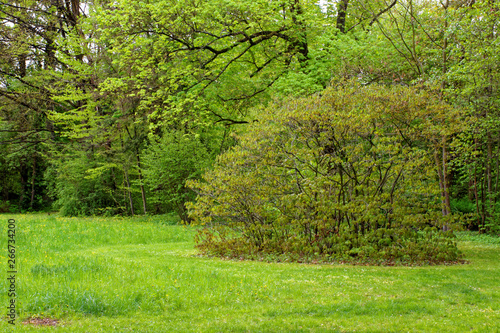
xmin=0 ymin=214 xmax=498 ymax=332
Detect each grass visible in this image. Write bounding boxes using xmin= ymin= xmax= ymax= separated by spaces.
xmin=0 ymin=213 xmax=498 ymax=332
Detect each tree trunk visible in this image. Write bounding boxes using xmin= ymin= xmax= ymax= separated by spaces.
xmin=441 ymin=14 xmax=448 ymax=92
xmin=290 ymin=0 xmax=309 ymax=63
xmin=19 ymin=162 xmax=26 ymax=211
xmin=481 ymin=161 xmax=486 ymax=232
xmin=18 ymin=54 xmax=26 ymax=78
xmin=124 ymin=167 xmax=134 ymax=216
xmin=487 ymin=132 xmax=493 ymax=212
xmin=442 ymin=138 xmax=451 ymax=216
xmin=30 ymin=154 xmax=37 ymax=210
xmin=434 ymin=152 xmax=447 ymax=216
xmin=472 ymin=137 xmax=481 ymax=229
xmin=433 ymin=146 xmax=445 ymax=210
xmin=495 ymin=142 xmax=500 ymax=201
xmin=336 ymin=0 xmax=349 ymax=33
xmin=136 ymin=151 xmax=147 ymax=214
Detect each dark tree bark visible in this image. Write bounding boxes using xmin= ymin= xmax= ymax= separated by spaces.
xmin=136 ymin=152 xmax=147 ymax=215
xmin=336 ymin=0 xmax=349 ymax=33
xmin=30 ymin=153 xmax=37 ymax=209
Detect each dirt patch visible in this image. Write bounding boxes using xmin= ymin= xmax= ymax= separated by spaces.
xmin=22 ymin=317 xmax=59 ymax=326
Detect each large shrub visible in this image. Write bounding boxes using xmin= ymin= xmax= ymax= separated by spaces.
xmin=188 ymin=82 xmax=464 ymax=264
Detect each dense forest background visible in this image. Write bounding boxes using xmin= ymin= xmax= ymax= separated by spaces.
xmin=1 ymin=0 xmax=499 ymax=236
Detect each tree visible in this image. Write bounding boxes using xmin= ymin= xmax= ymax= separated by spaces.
xmin=87 ymin=0 xmax=324 ymax=127
xmin=142 ymin=130 xmax=213 ymax=221
xmin=445 ymin=1 xmax=500 ymax=232
xmin=38 ymin=0 xmax=335 ymax=216
xmin=0 ymin=0 xmax=83 ymax=211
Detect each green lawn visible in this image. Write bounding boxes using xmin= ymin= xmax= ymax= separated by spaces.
xmin=0 ymin=213 xmax=498 ymax=332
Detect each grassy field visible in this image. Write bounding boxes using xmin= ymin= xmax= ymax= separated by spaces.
xmin=0 ymin=213 xmax=498 ymax=332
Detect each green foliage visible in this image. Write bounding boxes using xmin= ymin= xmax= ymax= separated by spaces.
xmin=0 ymin=110 xmax=52 ymax=212
xmin=142 ymin=131 xmax=213 ymax=221
xmin=2 ymin=0 xmax=500 ymax=235
xmin=456 ymin=231 xmax=500 ymax=245
xmin=450 ymin=198 xmax=476 ymax=215
xmin=87 ymin=0 xmax=324 ymax=129
xmin=48 ymin=150 xmax=127 ymax=216
xmin=450 ymin=198 xmax=479 ymax=230
xmin=188 ymin=81 xmax=464 ymax=264
xmin=444 ymin=1 xmax=500 ymax=234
